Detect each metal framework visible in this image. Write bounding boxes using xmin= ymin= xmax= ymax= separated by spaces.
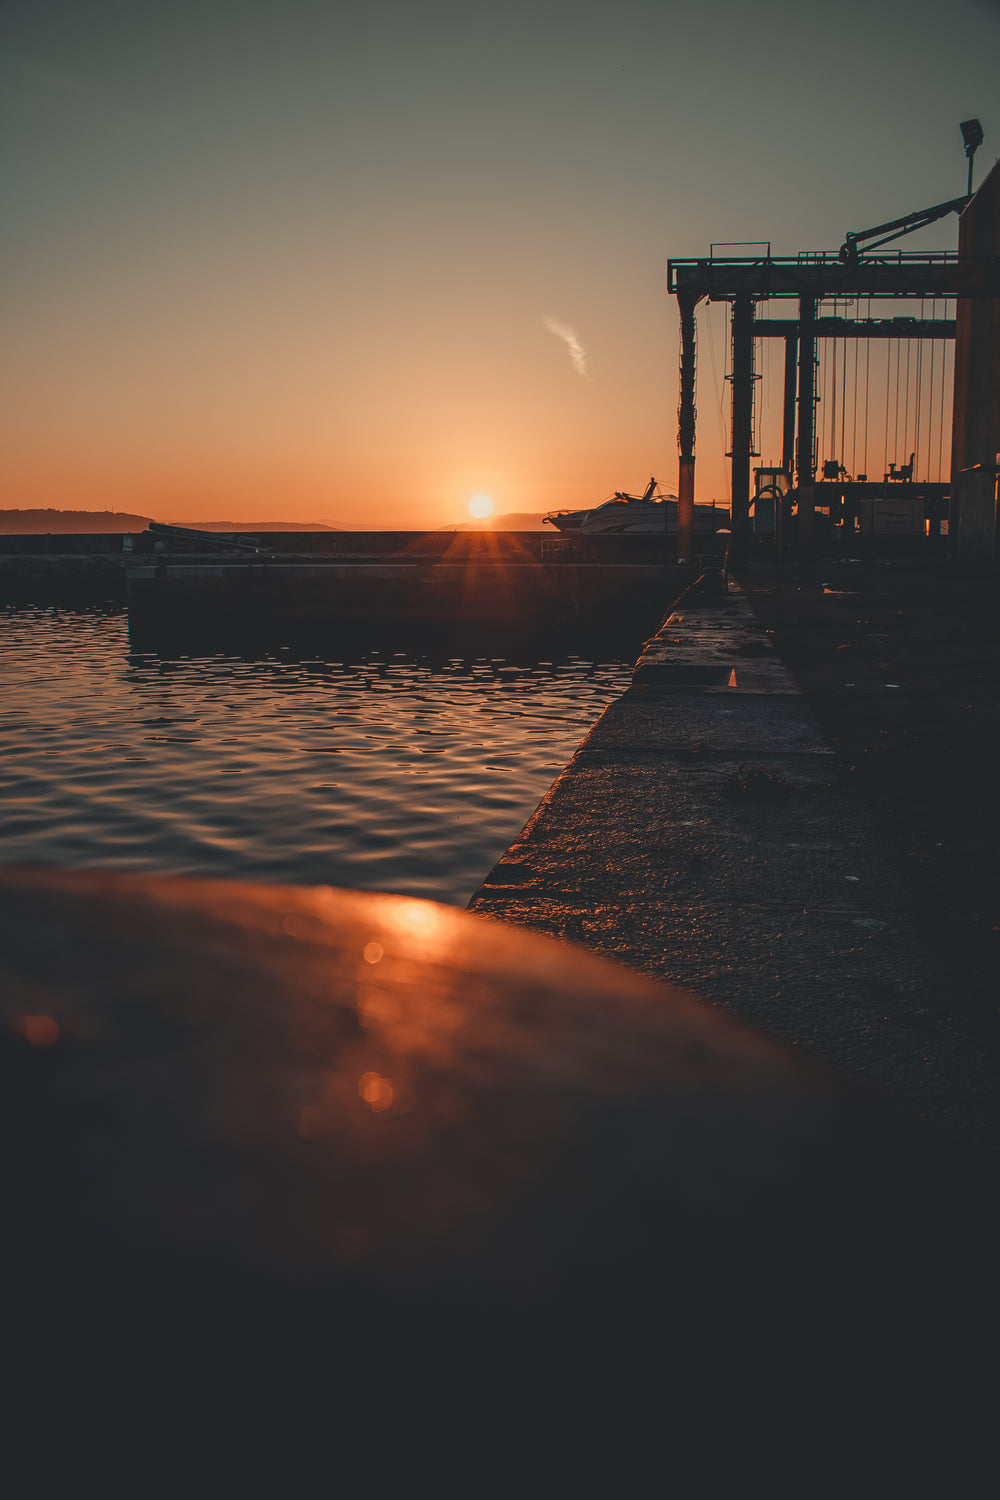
xmin=667 ymin=251 xmax=1000 ymax=550
xmin=667 ymin=251 xmax=1000 ymax=301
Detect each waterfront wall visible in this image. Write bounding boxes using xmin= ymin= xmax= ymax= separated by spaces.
xmin=123 ymin=560 xmax=691 ymax=652
xmin=0 ymin=528 xmax=712 ymax=561
xmin=0 ymin=529 xmax=700 ymax=642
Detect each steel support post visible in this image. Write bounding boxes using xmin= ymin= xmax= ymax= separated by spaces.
xmin=782 ymin=332 xmax=798 ymax=476
xmin=676 ymin=292 xmax=699 ymax=564
xmin=795 ymin=297 xmax=817 ymax=545
xmin=729 ymin=297 xmax=755 ymax=557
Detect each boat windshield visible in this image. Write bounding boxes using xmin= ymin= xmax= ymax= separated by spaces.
xmin=593 ymin=495 xmax=669 ymax=513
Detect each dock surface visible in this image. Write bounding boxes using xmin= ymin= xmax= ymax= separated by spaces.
xmin=471 ymin=568 xmax=1000 ymax=1140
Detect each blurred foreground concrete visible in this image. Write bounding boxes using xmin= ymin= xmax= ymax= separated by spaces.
xmin=1 ymin=867 xmax=996 ymax=1494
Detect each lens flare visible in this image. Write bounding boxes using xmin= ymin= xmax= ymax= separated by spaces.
xmin=358 ymin=1072 xmax=395 ymax=1112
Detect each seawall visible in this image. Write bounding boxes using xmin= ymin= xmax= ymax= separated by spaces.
xmin=0 ymin=531 xmax=708 ymax=633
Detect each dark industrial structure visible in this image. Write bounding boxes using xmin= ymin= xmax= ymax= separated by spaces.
xmin=951 ymin=155 xmax=1000 ymax=559
xmin=668 ymin=124 xmax=1000 ymax=563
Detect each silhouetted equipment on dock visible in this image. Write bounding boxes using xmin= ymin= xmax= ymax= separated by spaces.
xmin=668 ymin=251 xmax=981 ymax=552
xmin=668 ymin=121 xmax=1000 ymax=557
xmin=1 ymin=865 xmax=996 ymax=1487
xmin=839 ymin=197 xmax=971 ymax=265
xmin=146 ymin=518 xmax=265 ymax=552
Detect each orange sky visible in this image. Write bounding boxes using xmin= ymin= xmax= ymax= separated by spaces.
xmin=0 ymin=0 xmax=995 ymax=527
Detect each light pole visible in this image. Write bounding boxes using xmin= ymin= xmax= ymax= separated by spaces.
xmin=961 ymin=118 xmax=984 ymax=199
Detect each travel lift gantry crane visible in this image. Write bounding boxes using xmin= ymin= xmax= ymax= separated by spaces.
xmin=668 ymin=119 xmax=998 ymax=562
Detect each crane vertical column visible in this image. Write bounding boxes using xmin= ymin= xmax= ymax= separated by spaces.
xmin=796 ymin=297 xmax=817 ymax=543
xmin=676 ymin=291 xmax=699 ymax=564
xmin=782 ymin=331 xmax=798 ymax=476
xmin=730 ymin=296 xmax=755 ymax=557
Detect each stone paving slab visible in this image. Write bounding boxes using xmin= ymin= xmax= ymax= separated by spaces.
xmin=477 ymin=773 xmax=918 ymax=914
xmin=634 ymin=590 xmax=800 ymax=691
xmin=586 ymin=690 xmax=833 ymax=755
xmin=470 ymin=580 xmax=1000 ymax=1139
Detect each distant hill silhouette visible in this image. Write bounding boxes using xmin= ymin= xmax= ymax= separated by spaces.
xmin=0 ymin=510 xmax=340 ymax=533
xmin=0 ymin=509 xmax=153 ymax=533
xmin=0 ymin=508 xmax=560 ymax=536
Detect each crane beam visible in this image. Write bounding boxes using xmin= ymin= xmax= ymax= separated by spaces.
xmin=668 ymin=255 xmax=1000 ymax=301
xmin=753 ymin=318 xmax=955 ymax=339
xmin=840 ymin=196 xmax=968 ymax=261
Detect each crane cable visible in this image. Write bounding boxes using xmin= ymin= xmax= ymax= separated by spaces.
xmin=829 ymin=316 xmax=837 ymax=468
xmin=938 ymin=306 xmax=949 ymax=484
xmin=914 ymin=299 xmax=925 ymax=482
xmin=839 ymin=324 xmax=847 ymax=474
xmin=851 ymin=315 xmax=859 ymax=479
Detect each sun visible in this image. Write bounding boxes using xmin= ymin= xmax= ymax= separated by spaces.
xmin=467 ymin=494 xmax=494 ymax=520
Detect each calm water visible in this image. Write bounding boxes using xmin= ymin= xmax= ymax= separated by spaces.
xmin=0 ymin=606 xmax=633 ymax=905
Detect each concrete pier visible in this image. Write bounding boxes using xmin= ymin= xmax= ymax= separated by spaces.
xmin=124 ymin=556 xmax=688 ymax=636
xmin=471 ymin=577 xmax=1000 ymax=1139
xmin=0 ymin=529 xmax=708 ymax=635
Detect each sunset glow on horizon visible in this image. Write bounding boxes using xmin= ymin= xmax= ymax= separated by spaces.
xmin=0 ymin=1 xmax=995 ymax=528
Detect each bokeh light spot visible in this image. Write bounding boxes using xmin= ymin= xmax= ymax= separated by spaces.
xmin=17 ymin=1014 xmax=60 ymax=1047
xmin=358 ymin=1071 xmax=394 ymax=1112
xmin=363 ymin=941 xmax=384 ymax=964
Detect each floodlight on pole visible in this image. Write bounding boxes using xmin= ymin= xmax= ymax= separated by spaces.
xmin=960 ymin=118 xmax=984 ymax=197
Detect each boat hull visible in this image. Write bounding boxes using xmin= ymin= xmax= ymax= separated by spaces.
xmin=545 ymin=502 xmax=727 ymax=535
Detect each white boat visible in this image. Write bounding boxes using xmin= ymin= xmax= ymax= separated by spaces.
xmin=543 ymin=477 xmax=727 ymax=535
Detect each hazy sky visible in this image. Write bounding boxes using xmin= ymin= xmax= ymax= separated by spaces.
xmin=2 ymin=0 xmax=997 ymax=525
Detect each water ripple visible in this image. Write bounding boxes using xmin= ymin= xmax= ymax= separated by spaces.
xmin=0 ymin=605 xmax=633 ymax=905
